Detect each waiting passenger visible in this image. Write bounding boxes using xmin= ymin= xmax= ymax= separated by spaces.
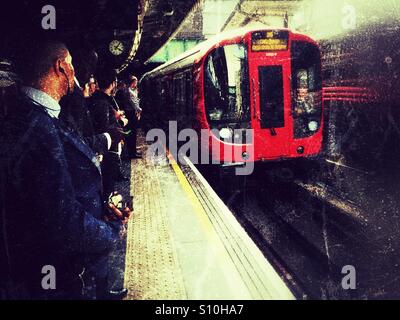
xmin=88 ymin=75 xmax=99 ymax=96
xmin=0 ymin=39 xmax=131 ymax=299
xmin=115 ymin=75 xmax=142 ymax=159
xmin=88 ymin=68 xmax=126 ymax=194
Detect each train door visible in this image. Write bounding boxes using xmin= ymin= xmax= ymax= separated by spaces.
xmin=248 ymin=31 xmax=292 ymax=160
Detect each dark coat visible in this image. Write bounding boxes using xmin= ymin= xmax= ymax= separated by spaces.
xmin=59 ymin=86 xmax=108 ymax=155
xmin=0 ymin=95 xmax=121 ymax=299
xmin=87 ymin=91 xmax=120 ymax=135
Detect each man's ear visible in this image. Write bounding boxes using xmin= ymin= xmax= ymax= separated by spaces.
xmin=54 ymin=59 xmax=64 ymax=77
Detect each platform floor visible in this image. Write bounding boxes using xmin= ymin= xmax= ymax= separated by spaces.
xmin=123 ymin=144 xmax=294 ymax=300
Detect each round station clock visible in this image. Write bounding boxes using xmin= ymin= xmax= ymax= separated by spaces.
xmin=109 ymin=40 xmax=125 ymax=56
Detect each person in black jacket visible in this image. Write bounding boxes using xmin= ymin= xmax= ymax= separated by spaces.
xmin=0 ymin=40 xmax=131 ymax=299
xmin=88 ymin=68 xmax=126 ymax=195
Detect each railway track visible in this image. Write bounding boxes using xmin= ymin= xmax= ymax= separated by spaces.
xmin=201 ymin=166 xmax=399 ymax=299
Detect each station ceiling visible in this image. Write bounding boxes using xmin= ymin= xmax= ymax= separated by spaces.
xmin=133 ymin=0 xmax=200 ymax=67
xmin=221 ymin=0 xmax=303 ymax=31
xmin=0 ymin=0 xmax=199 ymax=72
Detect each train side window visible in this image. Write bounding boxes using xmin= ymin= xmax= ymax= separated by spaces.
xmin=173 ymin=74 xmax=186 ymax=117
xmin=173 ymin=76 xmax=180 ymax=114
xmin=204 ymin=43 xmax=250 ymax=127
xmin=162 ymin=78 xmax=174 ymax=120
xmin=166 ymin=78 xmax=174 ymax=109
xmin=159 ymin=81 xmax=166 ymax=105
xmin=185 ymin=71 xmax=192 ymax=117
xmin=179 ymin=75 xmax=186 ymax=112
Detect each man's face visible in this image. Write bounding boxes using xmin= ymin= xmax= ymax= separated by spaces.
xmin=89 ymin=82 xmax=97 ymax=94
xmin=130 ymin=79 xmax=137 ymax=88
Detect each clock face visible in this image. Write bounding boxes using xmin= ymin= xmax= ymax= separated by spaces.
xmin=109 ymin=40 xmax=124 ymax=56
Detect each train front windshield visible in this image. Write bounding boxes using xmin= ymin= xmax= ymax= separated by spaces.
xmin=291 ymin=41 xmax=323 ymax=138
xmin=204 ymin=43 xmax=250 ymax=128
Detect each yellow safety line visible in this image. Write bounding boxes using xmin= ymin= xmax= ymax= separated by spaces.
xmin=166 ymin=151 xmax=219 ymax=235
xmin=167 ymin=151 xmax=249 ymax=266
xmin=165 ymin=151 xmax=259 ymax=298
xmin=166 ymin=152 xmax=294 ymax=300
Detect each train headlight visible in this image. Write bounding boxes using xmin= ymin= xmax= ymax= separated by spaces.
xmin=219 ymin=128 xmax=233 ymax=140
xmin=308 ymin=121 xmax=319 ymax=132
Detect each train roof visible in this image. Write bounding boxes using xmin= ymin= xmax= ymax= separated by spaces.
xmin=141 ymin=27 xmax=315 ymax=81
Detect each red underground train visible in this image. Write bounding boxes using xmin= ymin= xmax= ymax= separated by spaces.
xmin=141 ymin=28 xmax=323 ymax=167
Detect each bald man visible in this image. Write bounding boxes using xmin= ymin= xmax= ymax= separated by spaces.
xmin=0 ymin=40 xmax=131 ymax=299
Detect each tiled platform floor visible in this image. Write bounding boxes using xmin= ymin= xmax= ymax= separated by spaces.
xmin=123 ymin=144 xmax=294 ymax=300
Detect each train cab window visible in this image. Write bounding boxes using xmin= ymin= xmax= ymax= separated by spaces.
xmin=291 ymin=41 xmax=323 ymax=138
xmin=204 ymin=43 xmax=250 ymax=128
